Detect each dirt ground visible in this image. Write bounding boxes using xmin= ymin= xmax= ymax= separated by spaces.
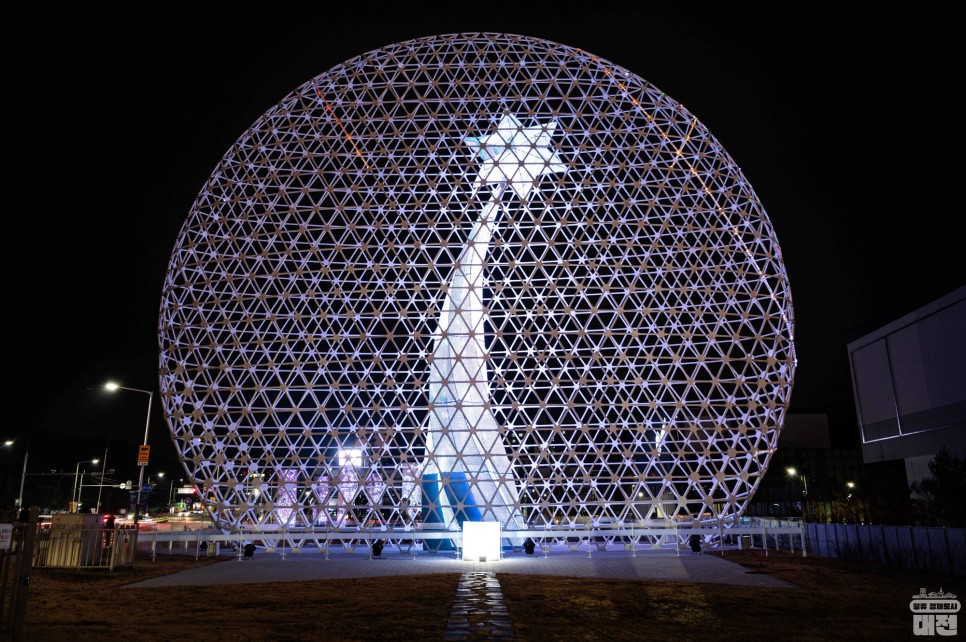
xmin=8 ymin=549 xmax=962 ymax=641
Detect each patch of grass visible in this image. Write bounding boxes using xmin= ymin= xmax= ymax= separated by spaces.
xmin=21 ymin=554 xmax=457 ymax=641
xmin=16 ymin=549 xmax=962 ymax=641
xmin=499 ymin=550 xmax=962 ymax=641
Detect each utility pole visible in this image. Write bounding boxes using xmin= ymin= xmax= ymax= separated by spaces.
xmin=17 ymin=451 xmax=28 ymax=509
xmin=96 ymin=446 xmax=109 ymax=514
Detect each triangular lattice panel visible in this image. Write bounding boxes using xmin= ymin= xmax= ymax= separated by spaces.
xmin=159 ymin=32 xmax=796 ymax=534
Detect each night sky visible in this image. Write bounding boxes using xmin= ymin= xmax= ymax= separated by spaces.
xmin=4 ymin=6 xmax=962 ymax=493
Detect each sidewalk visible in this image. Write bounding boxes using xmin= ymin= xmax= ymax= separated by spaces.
xmin=125 ymin=547 xmax=796 ymax=589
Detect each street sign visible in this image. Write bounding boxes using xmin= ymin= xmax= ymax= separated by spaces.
xmin=137 ymin=445 xmax=151 ymax=466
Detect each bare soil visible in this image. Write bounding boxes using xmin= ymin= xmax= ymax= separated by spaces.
xmin=11 ymin=549 xmax=961 ymax=641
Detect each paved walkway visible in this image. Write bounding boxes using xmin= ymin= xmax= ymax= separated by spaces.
xmin=443 ymin=572 xmax=514 ymax=640
xmin=125 ymin=547 xmax=796 ymax=589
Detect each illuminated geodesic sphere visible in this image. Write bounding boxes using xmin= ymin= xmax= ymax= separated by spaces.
xmin=159 ymin=32 xmax=796 ymax=534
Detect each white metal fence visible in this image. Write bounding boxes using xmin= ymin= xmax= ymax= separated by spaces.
xmin=33 ymin=524 xmax=138 ymax=570
xmin=28 ymin=518 xmax=962 ymax=576
xmin=135 ymin=521 xmax=808 ymax=561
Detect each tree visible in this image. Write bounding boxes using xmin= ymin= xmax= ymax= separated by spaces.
xmin=909 ymin=447 xmax=966 ymax=527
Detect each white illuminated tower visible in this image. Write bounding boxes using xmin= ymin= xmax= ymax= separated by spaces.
xmin=158 ymin=33 xmax=797 ymax=537
xmin=421 ymin=114 xmax=566 ymax=538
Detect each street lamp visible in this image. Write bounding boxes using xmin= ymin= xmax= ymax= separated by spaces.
xmin=786 ymin=467 xmax=809 ymax=522
xmin=105 ymin=382 xmax=153 ymax=525
xmin=152 ymin=472 xmax=165 ymax=513
xmin=3 ymin=441 xmax=28 ymax=510
xmin=95 ymin=446 xmax=110 ymax=514
xmin=72 ymin=459 xmax=100 ymax=512
xmin=167 ymin=477 xmax=182 ymax=511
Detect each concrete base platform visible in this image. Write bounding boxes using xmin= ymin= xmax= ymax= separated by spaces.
xmin=125 ymin=547 xmax=796 ymax=589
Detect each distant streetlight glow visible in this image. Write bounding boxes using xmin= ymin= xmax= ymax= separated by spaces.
xmin=785 ymin=467 xmax=809 ymax=521
xmin=72 ymin=458 xmax=100 ymax=512
xmin=3 ymin=440 xmax=28 ymax=509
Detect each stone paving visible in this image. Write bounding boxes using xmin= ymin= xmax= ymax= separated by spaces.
xmin=442 ymin=572 xmax=514 ymax=641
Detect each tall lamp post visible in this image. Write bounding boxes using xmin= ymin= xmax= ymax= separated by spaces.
xmin=153 ymin=472 xmax=165 ymax=514
xmin=17 ymin=451 xmax=27 ymax=509
xmin=786 ymin=467 xmax=809 ymax=522
xmin=72 ymin=458 xmax=100 ymax=512
xmin=3 ymin=440 xmax=29 ymax=510
xmin=95 ymin=446 xmax=109 ymax=514
xmin=105 ymin=382 xmax=153 ymax=525
xmin=168 ymin=477 xmax=182 ymax=511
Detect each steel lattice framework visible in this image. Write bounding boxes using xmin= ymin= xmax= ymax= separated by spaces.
xmin=159 ymin=32 xmax=796 ymax=536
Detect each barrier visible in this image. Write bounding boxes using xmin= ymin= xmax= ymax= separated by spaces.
xmin=804 ymin=522 xmax=965 ymax=575
xmin=33 ymin=524 xmax=138 ymax=570
xmin=134 ymin=521 xmax=809 ymax=560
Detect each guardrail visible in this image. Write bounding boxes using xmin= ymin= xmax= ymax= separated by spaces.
xmin=135 ymin=522 xmax=808 ymax=560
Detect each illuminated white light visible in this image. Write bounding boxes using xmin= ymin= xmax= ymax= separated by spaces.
xmin=465 ymin=113 xmax=566 ymax=199
xmin=339 ymin=448 xmax=363 ymax=468
xmin=462 ymin=521 xmax=502 ymax=562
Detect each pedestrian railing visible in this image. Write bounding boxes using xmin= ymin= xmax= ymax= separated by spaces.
xmin=33 ymin=524 xmax=138 ymax=570
xmin=0 ymin=508 xmax=39 ymax=640
xmin=134 ymin=521 xmax=808 ymax=560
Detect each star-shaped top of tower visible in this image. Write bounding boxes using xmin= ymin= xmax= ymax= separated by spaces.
xmin=464 ymin=114 xmax=567 ymax=199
